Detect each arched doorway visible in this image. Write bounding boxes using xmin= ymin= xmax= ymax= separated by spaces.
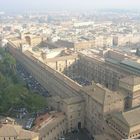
xmin=78 ymin=122 xmax=81 ymax=130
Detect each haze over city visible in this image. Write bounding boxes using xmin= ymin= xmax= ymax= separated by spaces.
xmin=1 ymin=0 xmax=140 ymax=12
xmin=1 ymin=0 xmax=140 ymax=140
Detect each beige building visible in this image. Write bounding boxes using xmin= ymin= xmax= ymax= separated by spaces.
xmin=80 ymin=83 xmax=124 ymax=139
xmin=74 ymin=40 xmax=95 ymax=51
xmin=0 ymin=123 xmax=39 ymax=140
xmin=77 ymin=52 xmax=130 ymax=91
xmin=107 ymin=107 xmax=140 ymax=139
xmin=95 ymin=36 xmax=113 ymax=48
xmin=119 ymin=76 xmax=140 ymax=109
xmin=33 ymin=112 xmax=66 ymax=140
xmin=115 ymin=34 xmax=140 ymax=47
xmin=20 ymin=33 xmax=43 ymax=47
xmin=6 ymin=38 xmax=140 ymax=140
xmin=7 ymin=40 xmax=85 ymax=133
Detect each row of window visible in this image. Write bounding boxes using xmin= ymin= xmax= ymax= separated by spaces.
xmin=3 ymin=137 xmax=16 ymax=140
xmin=107 ymin=120 xmax=127 ymax=138
xmin=129 ymin=132 xmax=140 ymax=139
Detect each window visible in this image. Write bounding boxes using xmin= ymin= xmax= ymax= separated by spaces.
xmin=78 ymin=112 xmax=80 ymax=116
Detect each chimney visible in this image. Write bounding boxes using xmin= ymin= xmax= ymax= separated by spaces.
xmin=41 ymin=52 xmax=46 ymax=60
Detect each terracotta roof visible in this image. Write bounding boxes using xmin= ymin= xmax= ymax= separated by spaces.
xmin=34 ymin=113 xmax=51 ymax=127
xmin=33 ymin=112 xmax=66 ymax=135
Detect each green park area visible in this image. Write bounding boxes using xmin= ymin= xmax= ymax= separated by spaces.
xmin=0 ymin=48 xmax=47 ymax=115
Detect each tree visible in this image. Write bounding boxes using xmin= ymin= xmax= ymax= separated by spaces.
xmin=0 ymin=48 xmax=47 ymax=115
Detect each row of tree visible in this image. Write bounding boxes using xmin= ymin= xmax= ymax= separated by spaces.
xmin=0 ymin=48 xmax=47 ymax=115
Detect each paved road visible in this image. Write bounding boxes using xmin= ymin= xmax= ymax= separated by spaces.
xmin=65 ymin=130 xmax=91 ymax=140
xmin=16 ymin=63 xmax=50 ymax=97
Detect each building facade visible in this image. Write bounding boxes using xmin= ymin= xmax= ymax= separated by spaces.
xmin=7 ymin=39 xmax=140 ymax=140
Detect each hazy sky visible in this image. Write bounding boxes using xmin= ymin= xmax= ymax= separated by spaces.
xmin=1 ymin=0 xmax=140 ymax=12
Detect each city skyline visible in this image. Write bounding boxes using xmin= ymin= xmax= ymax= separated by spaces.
xmin=1 ymin=1 xmax=140 ymax=139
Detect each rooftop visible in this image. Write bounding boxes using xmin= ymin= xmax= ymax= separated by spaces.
xmin=82 ymin=83 xmax=121 ymax=105
xmin=112 ymin=107 xmax=140 ymax=127
xmin=0 ymin=124 xmax=38 ymax=139
xmin=33 ymin=112 xmax=66 ymax=134
xmin=121 ymin=59 xmax=140 ymax=72
xmin=63 ymin=96 xmax=84 ymax=105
